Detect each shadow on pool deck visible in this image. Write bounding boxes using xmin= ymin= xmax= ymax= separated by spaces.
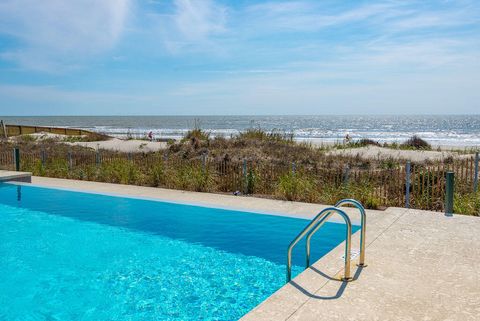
xmin=290 ymin=265 xmax=364 ymax=300
xmin=242 ymin=208 xmax=480 ymax=321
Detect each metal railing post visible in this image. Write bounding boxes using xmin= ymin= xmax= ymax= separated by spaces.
xmin=287 ymin=207 xmax=352 ymax=282
xmin=14 ymin=147 xmax=20 ymax=171
xmin=445 ymin=172 xmax=454 ymax=216
xmin=305 ymin=199 xmax=367 ymax=268
xmin=334 ymin=199 xmax=366 ymax=267
xmin=405 ymin=161 xmax=411 ymax=208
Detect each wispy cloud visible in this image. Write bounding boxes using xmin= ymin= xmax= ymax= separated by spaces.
xmin=0 ymin=0 xmax=131 ymax=71
xmin=0 ymin=0 xmax=479 ymax=114
xmin=146 ymin=0 xmax=228 ymax=53
xmin=174 ymin=0 xmax=227 ymax=40
xmin=242 ymin=1 xmax=404 ymax=32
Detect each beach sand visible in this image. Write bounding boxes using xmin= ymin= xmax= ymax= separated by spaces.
xmin=8 ymin=132 xmax=477 ymax=160
xmin=327 ymin=145 xmax=473 ymax=162
xmin=67 ymin=138 xmax=168 ymax=153
xmin=73 ymin=138 xmax=474 ymax=160
xmin=8 ymin=132 xmax=168 ymax=153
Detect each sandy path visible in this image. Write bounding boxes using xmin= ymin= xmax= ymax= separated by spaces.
xmin=327 ymin=145 xmax=472 ymax=162
xmin=67 ymin=138 xmax=168 ymax=153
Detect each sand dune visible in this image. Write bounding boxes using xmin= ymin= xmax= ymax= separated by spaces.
xmin=327 ymin=145 xmax=472 ymax=162
xmin=67 ymin=138 xmax=168 ymax=153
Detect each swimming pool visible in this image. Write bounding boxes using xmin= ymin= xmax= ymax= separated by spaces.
xmin=0 ymin=183 xmax=358 ymax=320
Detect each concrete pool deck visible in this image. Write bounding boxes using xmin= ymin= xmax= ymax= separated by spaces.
xmin=19 ymin=177 xmax=480 ymax=320
xmin=0 ymin=170 xmax=31 ymax=183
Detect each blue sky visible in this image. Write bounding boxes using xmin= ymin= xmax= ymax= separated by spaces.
xmin=0 ymin=0 xmax=479 ymax=115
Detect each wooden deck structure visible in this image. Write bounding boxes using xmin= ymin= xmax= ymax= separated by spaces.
xmin=0 ymin=120 xmax=93 ymax=138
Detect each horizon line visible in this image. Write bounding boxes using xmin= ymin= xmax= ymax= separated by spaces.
xmin=2 ymin=113 xmax=480 ymax=117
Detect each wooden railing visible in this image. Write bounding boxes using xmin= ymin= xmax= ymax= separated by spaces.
xmin=0 ymin=122 xmax=93 ymax=137
xmin=1 ymin=148 xmax=478 ymax=214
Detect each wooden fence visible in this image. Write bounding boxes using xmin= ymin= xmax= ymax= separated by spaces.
xmin=0 ymin=122 xmax=93 ymax=138
xmin=0 ymin=149 xmax=478 ymax=214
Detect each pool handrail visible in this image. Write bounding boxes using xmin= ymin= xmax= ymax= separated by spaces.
xmin=286 ymin=207 xmax=352 ymax=282
xmin=335 ymin=199 xmax=366 ymax=266
xmin=305 ymin=199 xmax=366 ymax=269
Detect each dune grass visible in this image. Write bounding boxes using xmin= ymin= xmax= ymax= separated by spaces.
xmin=2 ymin=128 xmax=478 ymax=214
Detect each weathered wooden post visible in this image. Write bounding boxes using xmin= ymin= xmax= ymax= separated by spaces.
xmin=41 ymin=149 xmax=46 ymax=168
xmin=0 ymin=120 xmax=6 ymax=139
xmin=343 ymin=165 xmax=350 ymax=185
xmin=405 ymin=161 xmax=411 ymax=208
xmin=95 ymin=143 xmax=101 ymax=166
xmin=474 ymin=152 xmax=479 ymax=193
xmin=292 ymin=162 xmax=296 ymax=175
xmin=202 ymin=153 xmax=207 ymax=174
xmin=243 ymin=159 xmax=247 ymax=194
xmin=95 ymin=150 xmax=100 ymax=166
xmin=14 ymin=147 xmax=20 ymax=171
xmin=445 ymin=172 xmax=454 ymax=216
xmin=68 ymin=151 xmax=73 ymax=171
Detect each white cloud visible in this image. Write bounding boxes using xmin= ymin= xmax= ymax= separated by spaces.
xmin=0 ymin=0 xmax=130 ymax=71
xmin=174 ymin=0 xmax=227 ymax=40
xmin=146 ymin=0 xmax=227 ymax=54
xmin=0 ymin=0 xmax=479 ymax=114
xmin=242 ymin=1 xmax=402 ymax=32
xmin=241 ymin=0 xmax=480 ymax=36
xmin=162 ymin=63 xmax=480 ymax=114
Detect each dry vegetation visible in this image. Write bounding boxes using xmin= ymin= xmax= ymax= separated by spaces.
xmin=0 ymin=129 xmax=478 ymax=215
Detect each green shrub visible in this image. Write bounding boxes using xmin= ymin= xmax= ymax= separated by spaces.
xmin=379 ymin=158 xmax=398 ymax=169
xmin=361 ymin=194 xmax=382 ymax=210
xmin=182 ymin=129 xmax=210 ymax=143
xmin=62 ymin=133 xmax=108 ymax=143
xmin=17 ymin=135 xmax=37 ymax=143
xmin=318 ymin=185 xmax=346 ymax=205
xmin=276 ymin=172 xmax=318 ymax=202
xmin=454 ymin=192 xmax=480 ymax=216
xmin=331 ymin=179 xmax=384 ymax=210
xmin=98 ymin=159 xmax=141 ymax=185
xmin=150 ymin=162 xmax=165 ymax=187
xmin=167 ymin=162 xmax=214 ymax=192
xmin=237 ymin=128 xmax=293 ymax=144
xmin=21 ymin=159 xmax=45 ymax=176
xmin=244 ymin=168 xmax=258 ymax=194
xmin=401 ymin=135 xmax=431 ymax=150
xmin=345 ymin=138 xmax=380 ymax=148
xmin=44 ymin=158 xmax=69 ymax=178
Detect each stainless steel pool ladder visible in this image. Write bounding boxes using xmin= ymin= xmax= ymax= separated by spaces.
xmin=286 ymin=199 xmax=366 ymax=283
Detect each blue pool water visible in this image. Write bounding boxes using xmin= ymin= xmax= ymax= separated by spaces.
xmin=0 ymin=183 xmax=358 ymax=321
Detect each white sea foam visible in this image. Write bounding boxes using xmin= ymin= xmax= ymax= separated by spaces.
xmin=2 ymin=115 xmax=480 ymax=147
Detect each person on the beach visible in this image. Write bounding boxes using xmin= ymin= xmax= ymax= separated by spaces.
xmin=148 ymin=131 xmax=154 ymax=141
xmin=344 ymin=133 xmax=351 ymax=144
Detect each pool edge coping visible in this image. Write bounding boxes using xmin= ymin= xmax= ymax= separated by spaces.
xmin=239 ymin=206 xmax=408 ymax=320
xmin=23 ymin=176 xmax=377 ymax=224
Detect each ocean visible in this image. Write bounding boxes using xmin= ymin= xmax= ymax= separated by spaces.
xmin=1 ymin=115 xmax=480 ymax=147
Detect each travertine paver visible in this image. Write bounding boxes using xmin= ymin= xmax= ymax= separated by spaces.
xmin=0 ymin=170 xmax=31 ymax=182
xmin=243 ymin=209 xmax=480 ymax=321
xmin=19 ymin=176 xmax=480 ymax=320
